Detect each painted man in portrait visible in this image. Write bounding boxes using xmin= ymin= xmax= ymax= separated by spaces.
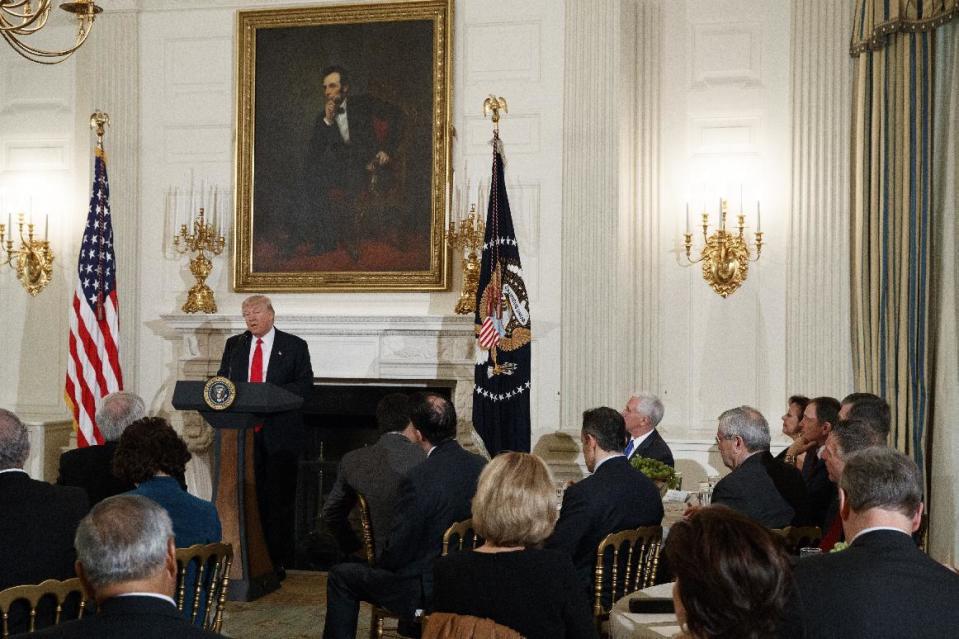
xmin=306 ymin=65 xmax=405 ymax=261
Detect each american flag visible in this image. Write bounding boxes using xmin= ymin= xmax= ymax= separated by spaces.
xmin=64 ymin=145 xmax=123 ymax=447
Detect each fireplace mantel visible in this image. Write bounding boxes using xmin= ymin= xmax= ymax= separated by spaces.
xmin=160 ymin=313 xmax=483 ymax=497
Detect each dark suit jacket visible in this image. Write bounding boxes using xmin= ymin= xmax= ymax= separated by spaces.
xmin=217 ymin=328 xmax=313 ymax=453
xmin=711 ymin=452 xmax=796 ymax=528
xmin=18 ymin=595 xmax=225 ymax=638
xmin=378 ymin=439 xmax=486 ymax=600
xmin=626 ymin=429 xmax=674 ymax=467
xmin=801 ymin=450 xmax=835 ymax=529
xmin=545 ymin=456 xmax=664 ymax=591
xmin=322 ymin=432 xmax=426 ymax=559
xmin=791 ymin=529 xmax=959 ymax=638
xmin=56 ymin=441 xmax=134 ymax=506
xmin=760 ymin=451 xmax=810 ymax=525
xmin=0 ymin=471 xmax=89 ymax=590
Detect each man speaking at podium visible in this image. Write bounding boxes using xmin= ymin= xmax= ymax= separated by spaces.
xmin=218 ymin=294 xmax=313 ymax=577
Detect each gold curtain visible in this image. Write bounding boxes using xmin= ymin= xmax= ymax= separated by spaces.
xmin=849 ymin=0 xmax=956 ymax=489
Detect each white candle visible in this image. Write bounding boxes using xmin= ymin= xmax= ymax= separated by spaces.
xmin=685 ymin=203 xmax=690 ymax=234
xmin=740 ymin=184 xmax=743 ymax=213
xmin=44 ymin=214 xmax=48 ymax=241
xmin=757 ymin=201 xmax=762 ymax=232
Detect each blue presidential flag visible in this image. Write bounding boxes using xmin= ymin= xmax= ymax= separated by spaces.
xmin=472 ymin=133 xmax=531 ymax=455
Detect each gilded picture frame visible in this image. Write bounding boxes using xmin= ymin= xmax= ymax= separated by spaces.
xmin=234 ymin=1 xmax=452 ymax=291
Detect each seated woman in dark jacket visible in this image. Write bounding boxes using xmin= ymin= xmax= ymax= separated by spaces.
xmin=431 ymin=452 xmax=597 ymax=639
xmin=113 ymin=417 xmax=221 ymax=547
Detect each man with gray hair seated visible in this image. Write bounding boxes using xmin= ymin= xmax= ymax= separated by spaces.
xmin=622 ymin=392 xmax=674 ymax=467
xmin=790 ymin=448 xmax=959 ymax=638
xmin=57 ymin=391 xmax=145 ymax=505
xmin=0 ymin=408 xmax=89 ymax=634
xmin=710 ymin=406 xmax=808 ymax=528
xmin=20 ymin=495 xmax=225 ymax=638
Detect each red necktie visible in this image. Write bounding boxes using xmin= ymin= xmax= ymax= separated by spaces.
xmin=251 ymin=338 xmax=263 ymax=431
xmin=250 ymin=338 xmax=264 ymax=382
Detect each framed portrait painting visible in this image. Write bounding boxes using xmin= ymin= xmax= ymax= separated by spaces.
xmin=234 ymin=1 xmax=452 ymax=291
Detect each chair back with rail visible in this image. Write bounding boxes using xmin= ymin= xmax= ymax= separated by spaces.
xmin=0 ymin=578 xmax=89 ymax=638
xmin=592 ymin=526 xmax=664 ymax=633
xmin=174 ymin=542 xmax=233 ymax=632
xmin=771 ymin=526 xmax=823 ymax=555
xmin=441 ymin=519 xmax=482 ymax=555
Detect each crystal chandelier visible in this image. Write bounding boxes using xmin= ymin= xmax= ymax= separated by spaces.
xmin=1 ymin=0 xmax=102 ymax=65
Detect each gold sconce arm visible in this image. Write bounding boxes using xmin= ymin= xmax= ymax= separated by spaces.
xmin=680 ymin=198 xmax=764 ymax=298
xmin=0 ymin=214 xmax=54 ymax=296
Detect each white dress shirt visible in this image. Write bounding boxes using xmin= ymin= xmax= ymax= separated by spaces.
xmin=247 ymin=326 xmax=276 ymax=381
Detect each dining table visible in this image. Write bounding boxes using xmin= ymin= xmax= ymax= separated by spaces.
xmin=608 ymin=581 xmax=683 ymax=639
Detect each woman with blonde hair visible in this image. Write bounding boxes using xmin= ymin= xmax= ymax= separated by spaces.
xmin=430 ymin=452 xmax=596 ymax=638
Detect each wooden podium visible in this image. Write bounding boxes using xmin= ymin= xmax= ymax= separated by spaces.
xmin=172 ymin=380 xmax=303 ymax=601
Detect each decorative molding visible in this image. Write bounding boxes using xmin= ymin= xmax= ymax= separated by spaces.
xmin=464 ymin=113 xmax=540 ymax=155
xmin=163 ymin=125 xmax=232 ymax=164
xmin=163 ymin=37 xmax=232 ymax=123
xmin=786 ymin=0 xmax=854 ymax=396
xmin=1 ymin=140 xmax=69 ymax=171
xmin=689 ymin=115 xmax=761 ymax=156
xmin=690 ymin=22 xmax=762 ymax=88
xmin=464 ymin=21 xmax=542 ymax=83
xmin=0 ymin=60 xmax=73 ymax=113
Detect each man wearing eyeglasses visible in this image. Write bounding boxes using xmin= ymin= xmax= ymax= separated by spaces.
xmin=710 ymin=405 xmax=808 ymax=528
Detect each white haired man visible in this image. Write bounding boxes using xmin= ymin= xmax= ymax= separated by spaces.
xmin=20 ymin=495 xmax=224 ymax=638
xmin=57 ymin=391 xmax=145 ymax=505
xmin=622 ymin=392 xmax=674 ymax=467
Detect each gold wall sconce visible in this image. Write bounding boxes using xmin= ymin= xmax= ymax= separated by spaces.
xmin=0 ymin=212 xmax=53 ymax=296
xmin=1 ymin=0 xmax=102 ymax=64
xmin=682 ymin=198 xmax=763 ymax=298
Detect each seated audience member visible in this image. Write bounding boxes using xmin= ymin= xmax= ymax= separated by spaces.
xmin=432 ymin=452 xmax=597 ymax=639
xmin=775 ymin=395 xmax=809 ymax=471
xmin=0 ymin=409 xmax=90 ymax=635
xmin=57 ymin=391 xmax=144 ymax=506
xmin=818 ymin=418 xmax=882 ymax=550
xmin=546 ymin=407 xmax=664 ymax=594
xmin=321 ymin=392 xmax=425 ymax=560
xmin=710 ymin=406 xmax=808 ymax=528
xmin=19 ymin=495 xmax=225 ymax=638
xmin=113 ymin=417 xmax=221 ymax=547
xmin=796 ymin=396 xmax=840 ymax=529
xmin=792 ymin=448 xmax=959 ymax=638
xmin=622 ymin=392 xmax=674 ymax=467
xmin=839 ymin=392 xmax=891 ymax=441
xmin=667 ymin=506 xmax=793 ymax=639
xmin=322 ymin=393 xmax=487 ymax=639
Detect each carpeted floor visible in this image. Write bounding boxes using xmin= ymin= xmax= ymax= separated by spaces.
xmin=221 ymin=570 xmax=383 ymax=639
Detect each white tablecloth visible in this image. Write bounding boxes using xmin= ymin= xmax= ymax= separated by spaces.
xmin=609 ymin=582 xmax=683 ymax=639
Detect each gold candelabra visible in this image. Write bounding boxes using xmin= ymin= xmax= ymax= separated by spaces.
xmin=683 ymin=198 xmax=763 ymax=298
xmin=0 ymin=0 xmax=102 ymax=65
xmin=0 ymin=212 xmax=53 ymax=296
xmin=173 ymin=207 xmax=225 ymax=313
xmin=446 ymin=204 xmax=485 ymax=314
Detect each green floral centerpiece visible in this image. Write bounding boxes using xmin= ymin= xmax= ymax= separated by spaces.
xmin=629 ymin=455 xmax=679 ymax=495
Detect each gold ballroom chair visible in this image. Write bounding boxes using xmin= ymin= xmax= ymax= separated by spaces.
xmin=0 ymin=578 xmax=90 ymax=637
xmin=174 ymin=542 xmax=234 ymax=632
xmin=592 ymin=526 xmax=664 ymax=636
xmin=422 ymin=612 xmax=524 ymax=639
xmin=358 ymin=493 xmax=482 ymax=639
